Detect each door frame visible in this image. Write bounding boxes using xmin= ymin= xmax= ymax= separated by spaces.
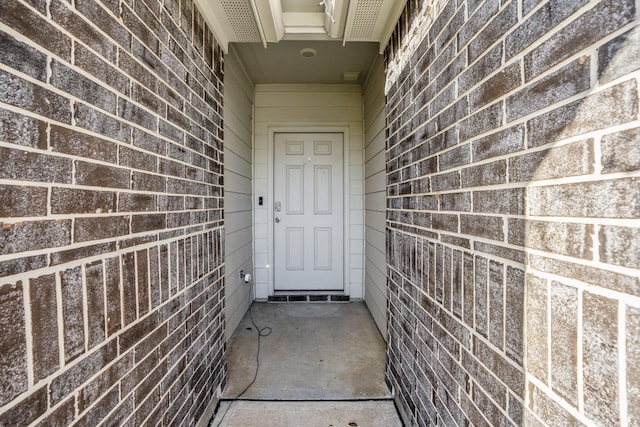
xmin=266 ymin=125 xmax=351 ymax=296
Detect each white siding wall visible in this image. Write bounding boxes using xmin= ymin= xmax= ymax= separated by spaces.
xmin=253 ymin=84 xmax=365 ymax=299
xmin=224 ymin=48 xmax=254 ymax=339
xmin=363 ymin=56 xmax=387 ymax=338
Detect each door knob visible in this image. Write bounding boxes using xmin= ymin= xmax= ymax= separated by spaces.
xmin=275 ymin=217 xmax=280 ymax=223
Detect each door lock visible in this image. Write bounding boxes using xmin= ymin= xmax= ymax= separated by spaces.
xmin=275 ymin=202 xmax=281 ymax=212
xmin=275 ymin=217 xmax=280 ymax=223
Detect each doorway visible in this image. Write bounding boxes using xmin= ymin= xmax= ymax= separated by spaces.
xmin=273 ymin=132 xmax=344 ymax=291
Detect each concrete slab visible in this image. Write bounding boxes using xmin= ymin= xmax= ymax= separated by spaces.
xmin=210 ymin=400 xmax=403 ymax=427
xmin=223 ymin=302 xmax=390 ymax=400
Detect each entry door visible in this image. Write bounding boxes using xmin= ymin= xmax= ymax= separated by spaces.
xmin=274 ymin=133 xmax=344 ymax=291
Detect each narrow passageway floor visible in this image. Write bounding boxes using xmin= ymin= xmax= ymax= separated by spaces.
xmin=208 ymin=302 xmax=403 ymax=426
xmin=210 ymin=400 xmax=403 ymax=427
xmin=223 ymin=302 xmax=391 ymax=400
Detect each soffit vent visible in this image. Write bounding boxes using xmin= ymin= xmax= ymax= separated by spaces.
xmin=348 ymin=0 xmax=384 ymax=39
xmin=220 ymin=0 xmax=262 ymax=43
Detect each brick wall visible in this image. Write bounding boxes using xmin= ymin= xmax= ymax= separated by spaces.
xmin=384 ymin=0 xmax=639 ymax=426
xmin=0 ymin=0 xmax=225 ymax=425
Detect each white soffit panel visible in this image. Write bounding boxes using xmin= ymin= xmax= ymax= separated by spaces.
xmin=194 ymin=0 xmax=262 ymax=51
xmin=344 ymin=0 xmax=407 ymax=50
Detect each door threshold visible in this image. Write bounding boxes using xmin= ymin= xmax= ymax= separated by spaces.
xmin=268 ymin=293 xmax=350 ymax=303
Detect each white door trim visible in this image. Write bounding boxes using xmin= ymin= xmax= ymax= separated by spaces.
xmin=266 ymin=125 xmax=351 ymax=297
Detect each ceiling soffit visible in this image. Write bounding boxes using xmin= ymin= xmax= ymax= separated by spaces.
xmin=195 ymin=0 xmax=407 ymax=53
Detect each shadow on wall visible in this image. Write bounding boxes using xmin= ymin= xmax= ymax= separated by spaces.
xmin=522 ymin=25 xmax=640 ymax=426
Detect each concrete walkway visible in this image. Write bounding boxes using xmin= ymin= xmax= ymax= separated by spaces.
xmin=210 ymin=302 xmax=401 ymax=426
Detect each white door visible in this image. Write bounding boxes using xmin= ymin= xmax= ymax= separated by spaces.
xmin=274 ymin=133 xmax=344 ymax=291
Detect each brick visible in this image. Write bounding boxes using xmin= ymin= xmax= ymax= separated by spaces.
xmin=122 ymin=4 xmax=161 ymax=54
xmin=505 ymin=0 xmax=589 ymax=59
xmin=549 ymin=281 xmax=578 ymax=405
xmin=133 ymin=172 xmax=167 ymax=192
xmin=583 ymin=292 xmax=619 ymax=425
xmin=474 ymin=337 xmax=524 ymax=395
xmin=119 ymin=50 xmax=157 ymax=91
xmin=599 ymin=26 xmax=640 ymax=84
xmin=75 ymin=0 xmax=130 ymax=49
xmin=78 ymin=352 xmax=133 ymax=413
xmin=74 ymin=44 xmax=129 ymax=96
xmin=470 ymin=62 xmax=521 ymax=112
xmin=468 ymin=0 xmax=517 ymax=62
xmin=122 ymin=252 xmax=137 ymax=326
xmin=0 ymin=185 xmax=47 ymax=217
xmin=74 ymin=386 xmax=119 ymax=427
xmin=50 ymin=339 xmax=117 ymax=405
xmin=52 ymin=60 xmax=119 ymax=114
xmin=29 ymin=274 xmax=60 ymax=381
xmin=136 ymin=250 xmax=150 ymax=317
xmin=472 ymin=124 xmax=524 ymax=162
xmin=510 ymin=57 xmax=591 ymax=123
xmin=0 ymin=282 xmax=28 ymax=406
xmin=60 ymin=267 xmax=85 ymax=362
xmin=524 ymin=0 xmax=635 ymax=79
xmin=133 ymin=128 xmax=167 ymax=155
xmin=132 ymin=214 xmax=167 ymax=233
xmin=488 ymin=260 xmax=504 ymax=349
xmin=0 ymin=108 xmax=48 ymax=149
xmin=119 ymin=192 xmax=157 ymax=212
xmin=459 ymin=102 xmax=502 ymax=142
xmin=50 ymin=242 xmax=116 ymax=267
xmin=434 ymin=52 xmax=467 ymax=96
xmin=463 ymin=349 xmax=507 ymax=407
xmin=474 ymin=188 xmax=524 ymax=215
xmin=74 ymin=103 xmax=132 ymax=143
xmin=509 ymin=139 xmax=593 ymax=182
xmin=459 ymin=43 xmax=503 ymax=95
xmin=50 ymin=124 xmax=118 ymax=163
xmin=74 ymin=216 xmax=129 ymax=243
xmin=462 ymin=214 xmax=503 ymax=241
xmin=440 ymin=192 xmax=471 ymax=212
xmin=526 ymin=274 xmax=548 ymax=383
xmin=118 ymin=98 xmax=158 ymax=131
xmin=0 ymin=386 xmax=47 ymax=426
xmin=104 ymin=257 xmax=122 ymax=336
xmin=601 ymin=127 xmax=640 ymax=174
xmin=528 ymin=177 xmax=640 ymax=218
xmin=628 ymin=307 xmax=640 ymax=426
xmin=75 ymin=161 xmax=131 ymax=189
xmin=438 ymin=144 xmax=470 ymax=172
xmin=461 ymin=160 xmax=506 ymax=188
xmin=0 ymin=219 xmax=72 ymax=255
xmin=431 ymin=214 xmax=458 ymax=233
xmin=50 ymin=0 xmax=116 ymax=62
xmin=474 ymin=256 xmax=488 ymax=337
xmin=159 ymin=119 xmax=185 ymax=143
xmin=0 ymin=0 xmax=71 ymax=60
xmin=530 ymin=254 xmax=640 ymax=297
xmin=0 ymin=30 xmax=47 ymax=81
xmin=475 ymin=241 xmax=525 ymax=264
xmin=525 ymin=220 xmax=593 ymax=259
xmin=119 ymin=145 xmax=158 ymax=172
xmin=457 ymin=0 xmax=500 ymax=50
xmin=599 ymin=225 xmax=640 ymax=269
xmin=34 ymin=396 xmax=75 ymax=427
xmin=51 ymin=187 xmax=116 ymax=214
xmin=528 ymin=382 xmax=580 ymax=426
xmin=0 ymin=146 xmax=72 ymax=184
xmin=527 ymin=79 xmax=638 ymax=148
xmin=85 ymin=261 xmax=106 ymax=349
xmin=0 ymin=255 xmax=48 ymax=278
xmin=430 ymin=171 xmax=460 ymax=192
xmin=505 ymin=267 xmax=524 ymax=364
